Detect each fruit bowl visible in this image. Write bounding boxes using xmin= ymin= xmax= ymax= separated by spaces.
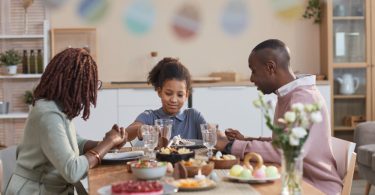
xmin=182 ymin=160 xmax=214 ymax=178
xmin=209 ymin=154 xmax=239 ymax=169
xmin=129 ymin=160 xmax=167 ymax=180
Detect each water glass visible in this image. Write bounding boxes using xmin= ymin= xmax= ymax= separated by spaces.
xmin=200 ymin=123 xmax=218 ymax=158
xmin=154 ymin=119 xmax=173 ymax=140
xmin=141 ymin=125 xmax=158 ymax=159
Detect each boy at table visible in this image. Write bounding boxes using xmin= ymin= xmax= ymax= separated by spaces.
xmin=216 ymin=39 xmax=342 ymax=195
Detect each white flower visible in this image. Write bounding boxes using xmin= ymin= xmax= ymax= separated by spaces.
xmin=289 ymin=134 xmax=300 ymax=146
xmin=284 ymin=111 xmax=296 ymax=123
xmin=311 ymin=111 xmax=322 ymax=123
xmin=291 ymin=103 xmax=304 ymax=112
xmin=253 ymin=99 xmax=261 ymax=108
xmin=304 ymin=104 xmax=314 ymax=112
xmin=291 ymin=127 xmax=307 ymax=138
xmin=300 ymin=117 xmax=310 ymax=129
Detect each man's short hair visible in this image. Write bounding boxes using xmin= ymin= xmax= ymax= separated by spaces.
xmin=252 ymin=39 xmax=290 ymax=62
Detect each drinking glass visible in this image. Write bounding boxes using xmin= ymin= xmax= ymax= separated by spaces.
xmin=200 ymin=123 xmax=218 ymax=158
xmin=154 ymin=119 xmax=173 ymax=140
xmin=141 ymin=125 xmax=159 ymax=159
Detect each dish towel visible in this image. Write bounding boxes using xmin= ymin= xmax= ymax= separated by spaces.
xmin=103 ymin=151 xmax=144 ymax=160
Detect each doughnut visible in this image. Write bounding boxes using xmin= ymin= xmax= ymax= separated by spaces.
xmin=243 ymin=152 xmax=263 ymax=171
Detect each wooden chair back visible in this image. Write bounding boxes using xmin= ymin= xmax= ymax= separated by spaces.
xmin=331 ymin=137 xmax=356 ymax=195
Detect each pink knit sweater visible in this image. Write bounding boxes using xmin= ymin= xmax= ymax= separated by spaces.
xmin=231 ymin=85 xmax=342 ymax=195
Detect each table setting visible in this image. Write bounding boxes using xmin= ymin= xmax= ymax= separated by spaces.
xmin=88 ymin=121 xmax=324 ymax=195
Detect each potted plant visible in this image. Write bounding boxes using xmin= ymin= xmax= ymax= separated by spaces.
xmin=24 ymin=90 xmax=33 ymax=112
xmin=0 ymin=49 xmax=22 ymax=75
xmin=302 ymin=0 xmax=322 ymax=24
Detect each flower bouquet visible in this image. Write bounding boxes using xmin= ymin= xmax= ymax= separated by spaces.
xmin=253 ymin=92 xmax=322 ymax=195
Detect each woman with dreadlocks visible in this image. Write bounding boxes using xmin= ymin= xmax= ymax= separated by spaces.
xmin=5 ymin=48 xmax=127 ymax=195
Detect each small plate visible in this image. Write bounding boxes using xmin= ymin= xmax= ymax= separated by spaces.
xmin=172 ymin=178 xmax=217 ymax=191
xmin=173 ymin=139 xmax=205 ymax=149
xmin=101 ymin=152 xmax=144 ymax=165
xmin=97 ymin=183 xmax=178 ymax=195
xmin=225 ymin=174 xmax=281 ymax=183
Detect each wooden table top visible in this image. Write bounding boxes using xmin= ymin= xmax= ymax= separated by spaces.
xmin=88 ymin=148 xmax=324 ymax=195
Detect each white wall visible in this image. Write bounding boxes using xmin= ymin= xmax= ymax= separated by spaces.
xmin=49 ymin=0 xmax=320 ymax=82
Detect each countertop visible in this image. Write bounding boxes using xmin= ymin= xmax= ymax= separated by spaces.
xmin=103 ymin=80 xmax=330 ymax=89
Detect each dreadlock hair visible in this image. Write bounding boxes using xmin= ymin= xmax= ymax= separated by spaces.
xmin=147 ymin=57 xmax=192 ymax=93
xmin=33 ymin=48 xmax=98 ymax=120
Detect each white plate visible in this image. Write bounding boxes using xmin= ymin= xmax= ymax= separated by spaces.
xmin=225 ymin=174 xmax=281 ymax=183
xmin=98 ymin=183 xmax=178 ymax=195
xmin=103 ymin=151 xmax=144 ymax=160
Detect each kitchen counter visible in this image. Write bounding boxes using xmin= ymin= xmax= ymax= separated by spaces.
xmin=103 ymin=80 xmax=330 ymax=89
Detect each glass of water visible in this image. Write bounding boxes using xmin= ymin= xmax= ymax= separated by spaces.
xmin=200 ymin=123 xmax=218 ymax=158
xmin=154 ymin=119 xmax=173 ymax=140
xmin=141 ymin=125 xmax=159 ymax=159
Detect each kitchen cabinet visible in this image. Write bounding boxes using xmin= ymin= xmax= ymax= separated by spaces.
xmin=74 ymin=88 xmax=162 ymax=141
xmin=73 ymin=90 xmax=118 ymax=141
xmin=117 ymin=89 xmax=161 ymax=127
xmin=192 ymin=86 xmax=262 ymax=137
xmin=320 ymin=0 xmax=373 ymax=141
xmin=193 ymin=85 xmax=331 ymax=138
xmin=73 ymin=84 xmax=330 ymax=142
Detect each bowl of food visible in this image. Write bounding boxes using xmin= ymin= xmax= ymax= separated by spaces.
xmin=156 ymin=147 xmax=195 ymax=164
xmin=181 ymin=159 xmax=214 ymax=177
xmin=209 ymin=152 xmax=239 ymax=169
xmin=129 ymin=160 xmax=167 ymax=180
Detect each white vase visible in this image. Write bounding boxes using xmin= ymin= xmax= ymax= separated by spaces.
xmin=6 ymin=65 xmax=17 ymax=75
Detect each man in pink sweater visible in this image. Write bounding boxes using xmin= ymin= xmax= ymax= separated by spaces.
xmin=216 ymin=39 xmax=342 ymax=195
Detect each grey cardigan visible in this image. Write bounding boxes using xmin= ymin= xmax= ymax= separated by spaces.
xmin=5 ymin=100 xmax=89 ymax=195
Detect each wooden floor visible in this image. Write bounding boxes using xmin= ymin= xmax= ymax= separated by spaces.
xmin=352 ymin=180 xmax=374 ymax=195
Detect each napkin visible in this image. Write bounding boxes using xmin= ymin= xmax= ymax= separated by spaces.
xmin=103 ymin=151 xmax=144 ymax=160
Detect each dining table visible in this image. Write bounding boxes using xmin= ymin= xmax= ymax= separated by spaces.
xmin=88 ymin=147 xmax=324 ymax=195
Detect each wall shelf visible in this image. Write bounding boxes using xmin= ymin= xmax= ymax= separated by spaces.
xmin=333 ymin=16 xmax=365 ymax=20
xmin=334 ymin=126 xmax=354 ymax=131
xmin=333 ymin=63 xmax=368 ymax=68
xmin=0 ymin=34 xmax=44 ymax=39
xmin=334 ymin=95 xmax=366 ymax=99
xmin=0 ymin=112 xmax=28 ymax=119
xmin=0 ymin=74 xmax=42 ymax=79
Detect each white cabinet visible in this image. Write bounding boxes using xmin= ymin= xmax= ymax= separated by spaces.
xmin=74 ymin=90 xmax=118 ymax=141
xmin=117 ymin=89 xmax=161 ymax=127
xmin=192 ymin=86 xmax=262 ymax=137
xmin=193 ymin=85 xmax=331 ymax=138
xmin=73 ymin=84 xmax=331 ymax=142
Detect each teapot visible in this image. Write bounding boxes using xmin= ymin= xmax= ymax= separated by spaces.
xmin=336 ymin=74 xmax=359 ymax=95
